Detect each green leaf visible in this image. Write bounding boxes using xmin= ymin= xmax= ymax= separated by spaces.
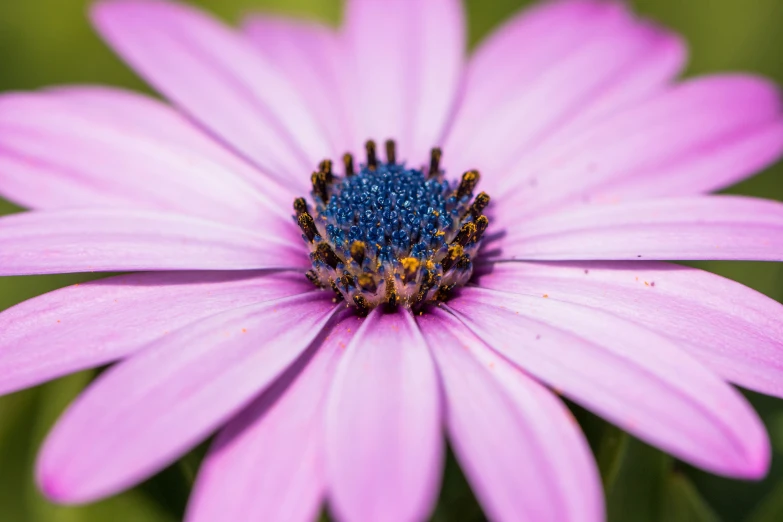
xmin=597 ymin=423 xmax=630 ymax=495
xmin=607 ymin=437 xmax=672 ymax=522
xmin=660 ymin=474 xmax=722 ymax=522
xmin=429 ymin=448 xmax=485 ymax=522
xmin=0 ymin=388 xmax=41 ymax=522
xmin=745 ymin=480 xmax=783 ymax=522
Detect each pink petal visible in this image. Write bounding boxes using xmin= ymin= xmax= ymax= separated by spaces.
xmin=326 ymin=308 xmax=442 ymax=522
xmin=447 ymin=287 xmax=770 ymax=479
xmin=242 ymin=17 xmax=355 ymax=158
xmin=489 ymin=196 xmax=783 ymax=261
xmin=497 ymin=75 xmax=783 ymax=217
xmin=0 ymin=271 xmax=312 ymax=395
xmin=0 ymin=209 xmax=306 ymax=275
xmin=37 ymin=293 xmax=340 ymax=504
xmin=446 ymin=0 xmax=685 ymax=186
xmin=418 ymin=310 xmax=603 ymax=522
xmin=343 ymin=0 xmax=465 ymax=162
xmin=476 ymin=261 xmax=783 ymax=399
xmin=0 ymin=88 xmax=296 ymax=227
xmin=91 ymin=0 xmax=331 ymax=189
xmin=187 ymin=313 xmax=359 ymax=522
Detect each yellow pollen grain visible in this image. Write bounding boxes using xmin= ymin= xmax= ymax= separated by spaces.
xmin=401 ymin=257 xmax=420 ymax=272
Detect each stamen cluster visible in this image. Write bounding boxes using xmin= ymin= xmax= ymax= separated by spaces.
xmin=295 ymin=140 xmax=489 ymax=314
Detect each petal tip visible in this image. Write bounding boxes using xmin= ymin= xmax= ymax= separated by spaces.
xmin=36 ymin=466 xmax=78 ymax=505
xmin=735 ymin=434 xmax=772 ymax=481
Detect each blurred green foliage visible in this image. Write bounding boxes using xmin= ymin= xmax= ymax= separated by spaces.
xmin=0 ymin=0 xmax=782 ymax=520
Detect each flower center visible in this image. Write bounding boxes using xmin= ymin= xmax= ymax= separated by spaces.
xmin=294 ymin=140 xmax=490 ymax=314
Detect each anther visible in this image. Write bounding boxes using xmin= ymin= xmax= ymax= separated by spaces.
xmin=350 ymin=240 xmax=366 ymax=266
xmin=442 ymin=244 xmax=464 ymax=272
xmin=414 ymin=286 xmax=429 ymax=304
xmin=353 ymin=295 xmax=370 ymax=316
xmin=357 ymin=273 xmax=377 ymax=293
xmin=473 ymin=215 xmax=489 ymax=242
xmin=385 ymin=276 xmax=399 ymax=307
xmin=315 ymin=243 xmax=341 ymax=269
xmin=329 ymin=279 xmax=344 ymax=301
xmin=423 ymin=265 xmax=437 ymax=287
xmin=311 ymin=171 xmax=329 ymax=202
xmin=429 ymin=148 xmax=442 ymax=178
xmin=343 ymin=153 xmax=355 ymax=177
xmin=467 ymin=192 xmax=490 ymax=220
xmin=455 ymin=254 xmax=471 ymax=270
xmin=456 ymin=170 xmax=481 ymax=200
xmin=385 ymin=139 xmax=397 ymax=165
xmin=434 ymin=284 xmax=455 ymax=302
xmin=305 ymin=270 xmax=320 ymax=287
xmin=340 ymin=273 xmax=356 ymax=288
xmin=415 ymin=269 xmax=436 ymax=303
xmin=401 ymin=257 xmax=420 ymax=283
xmin=319 ymin=159 xmax=334 ymax=182
xmin=293 ymin=197 xmax=308 ymax=217
xmin=453 ymin=222 xmax=477 ymax=247
xmin=365 ymin=140 xmax=378 ymax=171
xmin=298 ymin=212 xmax=318 ymax=242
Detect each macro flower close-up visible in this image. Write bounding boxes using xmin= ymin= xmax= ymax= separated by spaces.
xmin=1 ymin=0 xmax=783 ymax=521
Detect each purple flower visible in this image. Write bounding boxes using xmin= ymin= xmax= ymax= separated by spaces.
xmin=0 ymin=0 xmax=782 ymax=520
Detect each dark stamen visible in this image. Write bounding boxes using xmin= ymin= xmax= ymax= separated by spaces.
xmin=293 ymin=197 xmax=308 ymax=217
xmin=353 ymin=295 xmax=371 ymax=316
xmin=415 ymin=269 xmax=436 ymax=304
xmin=456 ymin=170 xmax=480 ymax=200
xmin=385 ymin=276 xmax=399 ymax=307
xmin=311 ymin=171 xmax=328 ymax=202
xmin=401 ymin=257 xmax=420 ymax=284
xmin=442 ymin=244 xmax=464 ymax=272
xmin=434 ymin=284 xmax=455 ymax=302
xmin=455 ymin=254 xmax=471 ymax=270
xmin=467 ymin=192 xmax=490 ymax=220
xmin=319 ymin=159 xmax=334 ymax=182
xmin=385 ymin=139 xmax=397 ymax=165
xmin=340 ymin=273 xmax=356 ymax=288
xmin=365 ymin=140 xmax=378 ymax=171
xmin=315 ymin=243 xmax=341 ymax=269
xmin=429 ymin=148 xmax=442 ymax=178
xmin=357 ymin=273 xmax=377 ymax=293
xmin=343 ymin=153 xmax=355 ymax=177
xmin=329 ymin=279 xmax=344 ymax=301
xmin=350 ymin=240 xmax=366 ymax=265
xmin=473 ymin=215 xmax=489 ymax=242
xmin=453 ymin=222 xmax=477 ymax=247
xmin=305 ymin=270 xmax=320 ymax=286
xmin=298 ymin=212 xmax=318 ymax=242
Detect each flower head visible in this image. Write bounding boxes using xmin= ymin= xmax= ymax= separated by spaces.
xmin=0 ymin=0 xmax=782 ymax=521
xmin=297 ymin=141 xmax=489 ymax=311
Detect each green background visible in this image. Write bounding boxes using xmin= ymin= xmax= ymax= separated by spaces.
xmin=0 ymin=0 xmax=782 ymax=520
